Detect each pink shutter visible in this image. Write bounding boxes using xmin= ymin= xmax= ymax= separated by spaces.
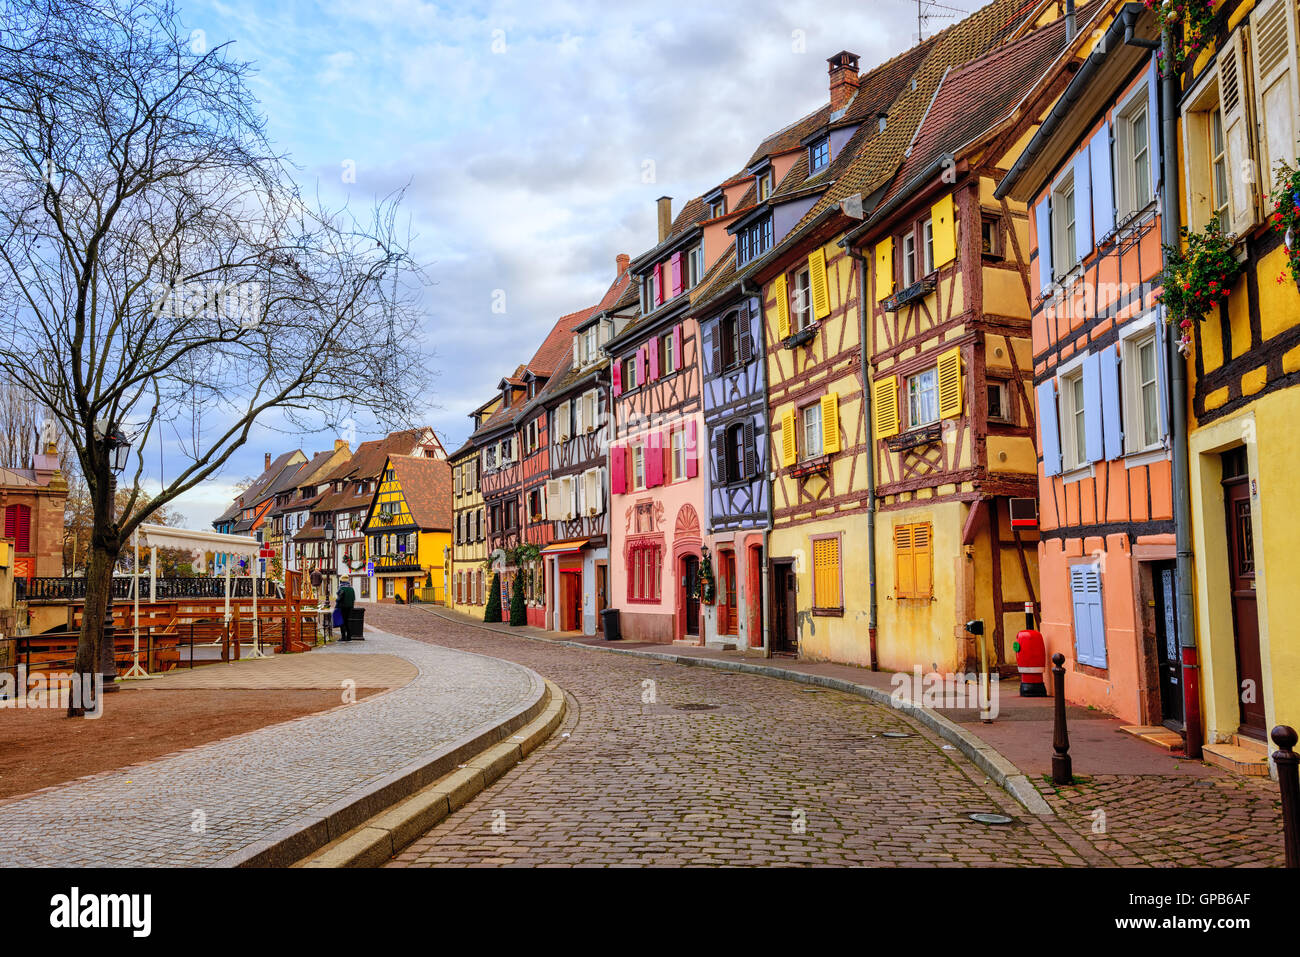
xmin=612 ymin=358 xmax=623 ymax=396
xmin=638 ymin=346 xmax=647 ymax=383
xmin=672 ymin=324 xmax=683 ymax=369
xmin=648 ymin=335 xmax=660 ymax=380
xmin=610 ymin=445 xmax=626 ymax=495
xmin=652 ymin=266 xmax=663 ymax=305
xmin=670 ymin=252 xmax=683 ymax=298
xmin=686 ymin=419 xmax=698 ymax=478
xmin=647 ymin=432 xmax=663 ymax=488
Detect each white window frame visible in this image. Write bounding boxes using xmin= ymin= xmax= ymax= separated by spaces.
xmin=671 ymin=427 xmax=687 ymax=481
xmin=801 ymin=402 xmax=823 ymax=460
xmin=907 ymin=367 xmax=939 ymax=429
xmin=791 ymin=267 xmax=813 ymax=331
xmin=987 ymin=380 xmax=1012 ymax=423
xmin=632 ymin=444 xmax=646 ymax=491
xmin=922 ymin=218 xmax=934 ymax=276
xmin=1052 ymin=170 xmax=1077 ymax=275
xmin=1113 ymin=80 xmax=1152 ymax=223
xmin=1060 ymin=366 xmax=1087 ymax=473
xmin=1118 ymin=312 xmax=1165 ymax=459
xmin=901 ymin=232 xmax=917 ymax=287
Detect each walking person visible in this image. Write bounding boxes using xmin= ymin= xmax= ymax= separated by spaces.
xmin=336 ymin=579 xmax=357 ymax=641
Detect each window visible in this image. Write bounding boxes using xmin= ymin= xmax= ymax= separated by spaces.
xmin=1053 ymin=176 xmax=1077 ymax=273
xmin=791 ymin=267 xmax=812 ymax=331
xmin=811 ymin=536 xmax=842 ymax=613
xmin=757 ymin=171 xmax=772 ymax=201
xmin=1123 ymin=332 xmax=1162 ymax=452
xmin=981 ymin=217 xmax=1002 ymax=257
xmin=710 ymin=197 xmax=727 ymax=218
xmin=737 ymin=215 xmax=773 ymax=265
xmin=922 ymin=218 xmax=934 ymax=276
xmin=801 ymin=402 xmax=823 ymax=460
xmin=360 ymin=576 xmax=370 ymax=599
xmin=688 ymin=246 xmax=703 ymax=288
xmin=1209 ymin=107 xmax=1230 ymax=232
xmin=894 ymin=522 xmax=933 ymax=599
xmin=901 ymin=232 xmax=916 ymax=287
xmin=1069 ymin=562 xmax=1107 ymax=667
xmin=671 ymin=428 xmax=687 ymax=482
xmin=724 ymin=423 xmax=746 ymax=482
xmin=987 ymin=381 xmax=1012 ymax=423
xmin=809 ymin=137 xmax=830 ymax=172
xmin=1114 ymin=94 xmax=1150 ymax=221
xmin=659 ymin=334 xmax=677 ymax=376
xmin=632 ymin=444 xmax=646 ymax=490
xmin=1061 ymin=369 xmax=1087 ymax=470
xmin=907 ymin=368 xmax=939 ymax=428
xmin=584 ymin=327 xmax=598 ymax=366
xmin=719 ymin=312 xmax=740 ymax=369
xmin=5 ymin=504 xmax=32 ymax=551
xmin=627 ymin=542 xmax=662 ymax=602
xmin=383 ymin=578 xmax=394 ymax=598
xmin=624 ymin=354 xmax=639 ymax=391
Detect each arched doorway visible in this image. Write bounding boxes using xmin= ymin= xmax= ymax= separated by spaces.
xmin=681 ymin=553 xmax=700 ymax=638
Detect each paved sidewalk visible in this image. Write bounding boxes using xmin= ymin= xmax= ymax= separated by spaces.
xmin=0 ymin=627 xmax=542 ymax=867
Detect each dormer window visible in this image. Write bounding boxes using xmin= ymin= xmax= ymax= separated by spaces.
xmin=688 ymin=246 xmax=703 ymax=288
xmin=757 ymin=172 xmax=772 ymax=201
xmin=737 ymin=215 xmax=773 ymax=266
xmin=809 ymin=137 xmax=830 ymax=173
xmin=584 ymin=326 xmax=598 ymax=365
xmin=709 ymin=197 xmax=727 ymax=218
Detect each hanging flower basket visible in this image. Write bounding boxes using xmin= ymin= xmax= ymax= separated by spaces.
xmin=1147 ymin=0 xmax=1216 ymax=78
xmin=1158 ymin=219 xmax=1243 ymax=357
xmin=1268 ymin=161 xmax=1300 ymax=289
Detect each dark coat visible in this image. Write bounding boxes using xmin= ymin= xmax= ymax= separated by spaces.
xmin=336 ymin=584 xmax=357 ymax=610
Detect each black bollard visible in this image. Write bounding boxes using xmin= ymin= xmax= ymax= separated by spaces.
xmin=1051 ymin=652 xmax=1072 ymax=785
xmin=1272 ymin=725 xmax=1299 ymax=868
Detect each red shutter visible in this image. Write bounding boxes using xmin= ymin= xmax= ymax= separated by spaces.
xmin=647 ymin=431 xmax=663 ymax=487
xmin=5 ymin=505 xmax=30 ymax=552
xmin=648 ymin=336 xmax=660 ymax=380
xmin=610 ymin=445 xmax=626 ymax=495
xmin=672 ymin=324 xmax=683 ymax=368
xmin=670 ymin=252 xmax=683 ymax=298
xmin=638 ymin=346 xmax=647 ymax=383
xmin=653 ymin=265 xmax=663 ymax=305
xmin=686 ymin=420 xmax=699 ymax=478
xmin=612 ymin=358 xmax=623 ymax=396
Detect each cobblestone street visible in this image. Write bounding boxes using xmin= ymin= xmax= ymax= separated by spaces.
xmin=371 ymin=606 xmax=1285 ymax=868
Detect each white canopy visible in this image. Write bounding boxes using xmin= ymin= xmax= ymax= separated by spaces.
xmin=136 ymin=523 xmax=261 ymax=557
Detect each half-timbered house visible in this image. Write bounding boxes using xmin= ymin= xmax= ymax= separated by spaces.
xmin=474 ymin=369 xmax=527 ymax=600
xmin=362 ymin=453 xmax=452 ymax=603
xmin=450 ymin=424 xmax=489 ymax=615
xmin=846 ymin=11 xmax=1083 ymax=676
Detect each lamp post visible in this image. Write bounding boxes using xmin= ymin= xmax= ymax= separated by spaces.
xmin=323 ymin=521 xmax=335 ymax=638
xmin=93 ymin=418 xmax=131 ymax=694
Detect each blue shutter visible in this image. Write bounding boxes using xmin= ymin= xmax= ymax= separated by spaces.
xmin=1082 ymin=352 xmax=1104 ymax=463
xmin=1034 ymin=198 xmax=1053 ymax=293
xmin=1037 ymin=379 xmax=1062 ymax=477
xmin=1070 ymin=564 xmax=1107 ymax=667
xmin=1155 ymin=311 xmax=1171 ymax=444
xmin=1073 ymin=144 xmax=1093 ymax=262
xmin=1146 ymin=55 xmax=1160 ymax=201
xmin=1089 ymin=120 xmax=1115 ymax=242
xmin=1099 ymin=344 xmax=1123 ymax=460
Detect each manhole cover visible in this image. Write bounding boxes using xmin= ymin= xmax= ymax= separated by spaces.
xmin=674 ymin=703 xmax=720 ymax=711
xmin=968 ymin=812 xmax=1014 ymax=825
xmin=881 ymin=731 xmax=911 ymax=738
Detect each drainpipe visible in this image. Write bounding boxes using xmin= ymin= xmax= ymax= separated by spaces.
xmin=1065 ymin=0 xmax=1076 ymax=42
xmin=1161 ymin=27 xmax=1202 ymax=759
xmin=741 ymin=278 xmax=773 ymax=658
xmin=843 ymin=244 xmax=879 ymax=670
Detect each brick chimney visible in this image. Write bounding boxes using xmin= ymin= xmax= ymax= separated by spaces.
xmin=264 ymin=452 xmax=271 ymax=470
xmin=656 ymin=197 xmax=673 ymax=243
xmin=616 ymin=253 xmax=630 ymax=277
xmin=334 ymin=439 xmax=350 ymax=453
xmin=827 ymin=51 xmax=861 ymax=112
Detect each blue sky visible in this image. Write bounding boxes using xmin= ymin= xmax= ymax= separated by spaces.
xmin=165 ymin=0 xmax=965 ymax=526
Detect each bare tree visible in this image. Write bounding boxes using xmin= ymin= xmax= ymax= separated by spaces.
xmin=0 ymin=0 xmax=430 ymax=714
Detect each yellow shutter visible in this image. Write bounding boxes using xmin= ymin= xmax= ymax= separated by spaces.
xmin=820 ymin=392 xmax=841 ymax=455
xmin=872 ymin=375 xmax=899 ymax=438
xmin=931 ymin=193 xmax=956 ymax=267
xmin=874 ymin=238 xmax=893 ymax=301
xmin=780 ymin=408 xmax=797 ymax=467
xmin=913 ymin=522 xmax=933 ymax=598
xmin=894 ymin=524 xmax=915 ymax=598
xmin=937 ymin=347 xmax=963 ymax=418
xmin=808 ymin=248 xmax=831 ymax=319
xmin=812 ymin=538 xmax=841 ymax=609
xmin=773 ymin=274 xmax=790 ymax=339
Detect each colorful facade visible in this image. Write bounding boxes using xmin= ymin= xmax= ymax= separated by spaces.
xmin=362 ymin=454 xmax=452 ymax=603
xmin=449 ymin=429 xmax=488 ymax=616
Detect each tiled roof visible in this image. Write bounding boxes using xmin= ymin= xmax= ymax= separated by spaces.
xmin=310 ymin=429 xmax=435 ymax=514
xmin=267 ymin=448 xmax=344 ymax=517
xmin=242 ymin=450 xmax=303 ymax=505
xmin=382 ymin=454 xmax=453 ymax=530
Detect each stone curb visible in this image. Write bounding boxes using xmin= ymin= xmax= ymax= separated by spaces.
xmin=218 ymin=629 xmax=553 ymax=868
xmin=416 ymin=607 xmax=1054 ymax=818
xmin=295 ymin=679 xmax=568 ymax=867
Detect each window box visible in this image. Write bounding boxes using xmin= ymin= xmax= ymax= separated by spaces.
xmin=885 ymin=422 xmax=942 ymax=453
xmin=882 ymin=277 xmax=936 ymax=312
xmin=789 ymin=454 xmax=829 ymax=479
xmin=781 ymin=324 xmax=818 ymax=350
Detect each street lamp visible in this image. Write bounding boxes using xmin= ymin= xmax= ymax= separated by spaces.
xmin=323 ymin=521 xmax=335 ymax=639
xmin=93 ymin=418 xmax=131 ymax=694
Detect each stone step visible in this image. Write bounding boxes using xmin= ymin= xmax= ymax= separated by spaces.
xmin=1230 ymin=733 xmax=1269 ymax=755
xmin=1203 ymin=742 xmax=1271 ymax=777
xmin=1117 ymin=725 xmax=1185 ymax=751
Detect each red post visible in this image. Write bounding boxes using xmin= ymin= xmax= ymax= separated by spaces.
xmin=1181 ymin=646 xmax=1203 ymax=759
xmin=1272 ymin=726 xmax=1299 ymax=868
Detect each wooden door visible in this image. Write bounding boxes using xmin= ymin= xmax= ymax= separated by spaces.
xmin=595 ymin=563 xmax=607 ymax=635
xmin=747 ymin=544 xmax=764 ymax=648
xmin=1223 ymin=458 xmax=1265 ymax=738
xmin=719 ymin=550 xmax=737 ymax=635
xmin=772 ymin=560 xmax=798 ymax=655
xmin=1153 ymin=561 xmax=1183 ymax=726
xmin=683 ymin=555 xmax=700 ymax=636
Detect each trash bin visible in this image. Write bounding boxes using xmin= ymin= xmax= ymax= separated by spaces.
xmin=600 ymin=607 xmax=621 ymax=641
xmin=349 ymin=607 xmax=366 ymax=640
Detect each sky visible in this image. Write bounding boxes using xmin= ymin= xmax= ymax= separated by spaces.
xmin=163 ymin=0 xmax=971 ymax=527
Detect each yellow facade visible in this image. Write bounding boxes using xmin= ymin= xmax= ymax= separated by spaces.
xmin=450 ymin=446 xmax=486 ymax=615
xmin=1179 ymin=0 xmax=1300 ymax=757
xmin=363 ymin=459 xmax=450 ymax=604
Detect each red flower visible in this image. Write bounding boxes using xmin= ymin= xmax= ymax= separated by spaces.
xmin=1221 ymin=289 xmax=1230 ymax=297
xmin=1209 ymin=280 xmax=1217 ymax=287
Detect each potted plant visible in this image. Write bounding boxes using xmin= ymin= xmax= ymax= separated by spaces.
xmin=1268 ymin=161 xmax=1300 ymax=289
xmin=1159 ymin=219 xmax=1243 ymax=357
xmin=1147 ymin=0 xmax=1216 ymax=77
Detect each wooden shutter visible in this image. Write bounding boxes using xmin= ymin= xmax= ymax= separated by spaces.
xmin=820 ymin=393 xmax=841 ymax=454
xmin=649 ymin=335 xmax=660 ymax=380
xmin=1145 ymin=56 xmax=1161 ymax=203
xmin=894 ymin=524 xmax=915 ymax=598
xmin=1253 ymin=0 xmax=1300 ymax=189
xmin=812 ymin=538 xmax=841 ymax=609
xmin=1070 ymin=563 xmax=1107 ymax=667
xmin=1219 ymin=25 xmax=1258 ymax=235
xmin=1082 ymin=352 xmax=1104 ymax=463
xmin=454 ymin=468 xmax=461 ymax=497
xmin=1155 ymin=313 xmax=1171 ymax=443
xmin=912 ymin=523 xmax=932 ymax=599
xmin=638 ymin=346 xmax=648 ymax=384
xmin=610 ymin=445 xmax=626 ymax=495
xmin=714 ymin=427 xmax=728 ymax=484
xmin=743 ymin=420 xmax=756 ymax=480
xmin=710 ymin=324 xmax=723 ymax=375
xmin=672 ymin=324 xmax=683 ymax=369
xmin=930 ymin=193 xmax=956 ymax=267
xmin=1037 ymin=379 xmax=1062 ymax=476
xmin=1089 ymin=121 xmax=1115 ymax=242
xmin=670 ymin=252 xmax=684 ymax=298
xmin=646 ymin=432 xmax=663 ymax=488
xmin=1034 ymin=198 xmax=1053 ymax=293
xmin=773 ymin=273 xmax=791 ymax=339
xmin=1099 ymin=345 xmax=1123 ymax=459
xmin=873 ymin=375 xmax=899 ymax=438
xmin=1073 ymin=143 xmax=1093 ymax=262
xmin=808 ymin=248 xmax=831 ymax=319
xmin=652 ymin=265 xmax=663 ymax=305
xmin=937 ymin=348 xmax=963 ymax=419
xmin=739 ymin=308 xmax=754 ymax=363
xmin=544 ymin=479 xmax=559 ymax=520
xmin=780 ymin=408 xmax=797 ymax=467
xmin=874 ymin=238 xmax=893 ymax=301
xmin=612 ymin=359 xmax=623 ymax=396
xmin=685 ymin=419 xmax=698 ymax=478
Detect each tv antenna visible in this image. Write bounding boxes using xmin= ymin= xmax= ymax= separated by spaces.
xmin=913 ymin=0 xmax=966 ymax=41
